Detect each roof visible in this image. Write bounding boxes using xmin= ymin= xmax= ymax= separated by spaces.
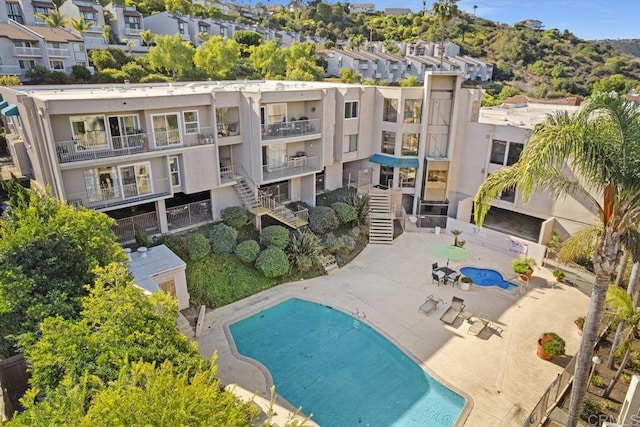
xmin=503 ymin=95 xmax=582 ymax=107
xmin=0 ymin=23 xmax=38 ymax=42
xmin=31 ymin=0 xmax=55 ymax=7
xmin=335 ymin=49 xmax=371 ymax=61
xmin=24 ymin=26 xmax=83 ymax=43
xmin=128 ymin=245 xmax=186 ymax=295
xmin=479 ymin=103 xmax=580 ymax=128
xmin=369 ymin=153 xmax=420 ymax=168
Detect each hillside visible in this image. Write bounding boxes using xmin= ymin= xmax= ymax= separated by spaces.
xmin=604 ymin=39 xmax=640 ymax=57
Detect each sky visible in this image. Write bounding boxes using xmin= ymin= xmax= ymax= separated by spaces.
xmin=356 ymin=0 xmax=640 ymax=40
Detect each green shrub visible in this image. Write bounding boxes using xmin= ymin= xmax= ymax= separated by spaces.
xmin=541 ymin=332 xmax=565 ymax=356
xmin=162 ymin=234 xmax=189 ymax=261
xmin=309 ymin=206 xmax=339 ymax=234
xmin=623 ymin=373 xmax=632 ymax=384
xmin=255 ymin=247 xmax=290 ymax=278
xmin=71 ymin=65 xmax=92 ymax=82
xmin=581 ymin=398 xmax=600 ymax=421
xmin=221 ymin=206 xmax=249 ymax=229
xmin=134 ymin=223 xmax=152 ymax=248
xmin=337 ymin=235 xmax=356 ymax=254
xmin=260 ymin=225 xmax=290 ymax=249
xmin=323 ymin=232 xmax=339 ymax=253
xmin=288 ymin=229 xmax=322 ymax=272
xmin=316 ymin=187 xmax=356 ymax=206
xmin=512 ymin=257 xmax=536 ymax=275
xmin=121 ymin=62 xmax=148 ymax=83
xmin=140 ymin=74 xmax=171 ymax=83
xmin=331 ymin=202 xmax=357 ymax=224
xmin=235 ymin=240 xmax=260 ymax=263
xmin=187 ymin=232 xmax=210 ymax=261
xmin=343 ymin=192 xmax=370 ymax=225
xmin=591 ymin=374 xmax=605 ymax=388
xmin=349 ymin=226 xmax=362 ymax=238
xmin=43 ymin=71 xmax=69 ymax=84
xmin=210 ymin=223 xmax=237 ymax=254
xmin=94 ymin=68 xmax=126 ymax=83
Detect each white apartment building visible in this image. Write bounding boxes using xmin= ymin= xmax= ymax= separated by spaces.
xmin=0 ymin=76 xmax=595 ymax=245
xmin=104 ymin=3 xmax=144 ymax=48
xmin=59 ymin=0 xmax=106 ymax=50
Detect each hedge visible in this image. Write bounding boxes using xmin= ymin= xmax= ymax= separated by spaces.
xmin=260 ymin=225 xmax=290 ymax=249
xmin=234 ymin=240 xmax=260 ymax=263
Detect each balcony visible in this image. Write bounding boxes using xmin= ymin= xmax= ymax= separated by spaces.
xmin=47 ymin=48 xmax=71 ymax=57
xmin=14 ymin=47 xmax=42 ymax=57
xmin=216 ymin=121 xmax=240 ymax=137
xmin=125 ymin=27 xmax=142 ymax=36
xmin=55 ymin=127 xmax=216 ymax=164
xmin=262 ymin=155 xmax=321 ymax=181
xmin=67 ymin=177 xmax=171 ymax=210
xmin=358 ymin=62 xmax=369 ymax=70
xmin=261 ymin=118 xmax=320 ymax=141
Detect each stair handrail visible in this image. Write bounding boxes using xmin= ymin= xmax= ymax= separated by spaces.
xmin=237 ymin=164 xmax=259 ymax=190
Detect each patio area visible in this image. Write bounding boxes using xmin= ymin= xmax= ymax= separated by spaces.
xmin=195 ymin=229 xmax=590 ymax=426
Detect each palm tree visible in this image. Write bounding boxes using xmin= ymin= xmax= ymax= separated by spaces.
xmin=603 ymin=285 xmax=640 ymax=398
xmin=69 ymin=17 xmax=92 ymax=35
xmin=431 ymin=0 xmax=459 ymax=67
xmin=606 ymin=259 xmax=640 ymax=369
xmin=474 ymin=92 xmax=640 ymax=427
xmin=36 ymin=10 xmax=67 ymax=28
xmin=99 ymin=24 xmax=111 ymax=44
xmin=140 ymin=29 xmax=156 ymax=47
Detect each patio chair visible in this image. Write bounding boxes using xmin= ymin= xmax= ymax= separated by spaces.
xmin=447 ymin=272 xmax=461 ymax=287
xmin=439 ymin=296 xmax=465 ymax=325
xmin=419 ymin=294 xmax=444 ymax=316
xmin=432 ymin=270 xmax=445 ymax=285
xmin=468 ymin=316 xmax=490 ymax=336
xmin=432 ymin=262 xmax=439 ymax=271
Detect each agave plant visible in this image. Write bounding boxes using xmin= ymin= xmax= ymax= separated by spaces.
xmin=288 ymin=229 xmax=322 ymax=273
xmin=343 ymin=192 xmax=370 ymax=226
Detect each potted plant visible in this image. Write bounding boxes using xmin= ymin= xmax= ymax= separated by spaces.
xmin=575 ymin=316 xmax=585 ymax=335
xmin=553 ymin=269 xmax=565 ymax=282
xmin=513 ymin=257 xmax=536 ymax=280
xmin=536 ymin=332 xmax=566 ymax=360
xmin=459 ymin=276 xmax=473 ymax=291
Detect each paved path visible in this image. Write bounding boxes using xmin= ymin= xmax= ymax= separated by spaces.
xmin=196 ymin=229 xmax=589 ymax=426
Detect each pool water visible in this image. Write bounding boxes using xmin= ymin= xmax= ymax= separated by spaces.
xmin=229 ymin=298 xmax=465 ymax=426
xmin=460 ymin=267 xmax=518 ymax=291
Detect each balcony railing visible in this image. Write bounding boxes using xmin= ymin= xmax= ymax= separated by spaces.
xmin=47 ymin=48 xmax=70 ymax=57
xmin=112 ymin=211 xmax=159 ymax=243
xmin=67 ymin=177 xmax=171 ymax=210
xmin=125 ymin=27 xmax=142 ymax=36
xmin=216 ymin=121 xmax=240 ymax=137
xmin=14 ymin=47 xmax=41 ymax=57
xmin=263 ymin=155 xmax=321 ymax=181
xmin=55 ymin=127 xmax=216 ymax=164
xmin=167 ymin=199 xmax=213 ymax=231
xmin=261 ymin=118 xmax=320 ymax=141
xmin=220 ymin=165 xmax=236 ymax=184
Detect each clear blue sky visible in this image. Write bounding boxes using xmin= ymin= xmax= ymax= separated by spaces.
xmin=350 ymin=0 xmax=640 ymax=40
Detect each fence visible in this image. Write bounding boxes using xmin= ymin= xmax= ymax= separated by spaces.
xmin=167 ymin=200 xmax=213 ymax=231
xmin=543 ymin=251 xmax=595 ymax=297
xmin=524 ymin=357 xmax=576 ymax=426
xmin=112 ymin=211 xmax=160 ymax=243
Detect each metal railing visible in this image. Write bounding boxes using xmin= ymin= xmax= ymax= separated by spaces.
xmin=124 ymin=27 xmax=142 ymax=36
xmin=112 ymin=211 xmax=159 ymax=243
xmin=416 ymin=214 xmax=448 ymax=229
xmin=257 ymin=191 xmax=308 ymax=227
xmin=14 ymin=47 xmax=41 ymax=56
xmin=263 ymin=155 xmax=321 ymax=181
xmin=220 ymin=164 xmax=236 ymax=184
xmin=261 ymin=118 xmax=320 ymax=141
xmin=46 ymin=48 xmax=70 ymax=57
xmin=66 ymin=177 xmax=171 ymax=210
xmin=167 ymin=199 xmax=213 ymax=231
xmin=543 ymin=251 xmax=595 ymax=297
xmin=55 ymin=127 xmax=216 ymax=164
xmin=524 ymin=357 xmax=576 ymax=426
xmin=216 ymin=121 xmax=240 ymax=137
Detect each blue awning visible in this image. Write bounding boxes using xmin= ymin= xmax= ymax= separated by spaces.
xmin=369 ymin=153 xmax=420 ymax=169
xmin=0 ymin=101 xmax=7 ymax=110
xmin=1 ymin=104 xmax=19 ymax=117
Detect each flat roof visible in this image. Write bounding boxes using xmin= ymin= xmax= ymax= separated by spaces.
xmin=479 ymin=103 xmax=580 ymax=129
xmin=128 ymin=244 xmax=185 ymax=294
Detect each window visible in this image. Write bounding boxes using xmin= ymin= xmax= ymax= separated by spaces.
xmin=380 ymin=165 xmax=394 ymax=188
xmin=344 ymin=134 xmax=358 ymax=153
xmin=401 ymin=133 xmax=419 ymax=156
xmin=261 ymin=180 xmax=289 ymax=203
xmin=81 ymin=11 xmax=96 ymax=23
xmin=152 ymin=113 xmax=181 ymax=147
xmin=399 ymin=168 xmax=416 ymax=187
xmin=70 ymin=115 xmax=108 ymax=150
xmin=182 ymin=111 xmax=199 ymax=134
xmin=6 ymin=2 xmax=23 ymax=23
xmin=500 ymin=186 xmax=516 ymax=203
xmin=33 ymin=6 xmax=52 ymax=24
xmin=506 ymin=142 xmax=524 ymax=166
xmin=125 ymin=16 xmax=141 ymax=29
xmin=344 ymin=101 xmax=359 ymax=119
xmin=108 ymin=115 xmax=140 ymax=149
xmin=381 ymin=131 xmax=396 ymax=154
xmin=18 ymin=60 xmax=36 ymax=70
xmin=424 ymin=161 xmax=449 ymax=201
xmin=119 ymin=163 xmax=152 ymax=198
xmin=49 ymin=60 xmax=64 ymax=70
xmin=169 ymin=157 xmax=180 ymax=186
xmin=178 ymin=22 xmax=185 ymax=34
xmin=216 ymin=107 xmax=240 ymax=136
xmin=383 ymin=98 xmax=398 ymax=122
xmin=403 ymin=99 xmax=422 ymax=123
xmin=82 ymin=163 xmax=155 ymax=203
xmin=199 ymin=24 xmax=208 ymax=33
xmin=490 ymin=140 xmax=506 ymax=164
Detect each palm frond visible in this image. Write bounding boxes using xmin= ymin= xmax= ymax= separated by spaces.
xmin=606 ymin=285 xmax=635 ymax=320
xmin=557 ymin=224 xmax=600 ymax=263
xmin=474 ymin=165 xmax=522 ymax=228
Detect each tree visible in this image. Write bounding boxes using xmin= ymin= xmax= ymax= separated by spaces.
xmin=399 ymin=75 xmax=420 ymax=86
xmin=147 ymin=34 xmax=196 ymax=80
xmin=140 ymin=29 xmax=156 ymax=47
xmin=99 ymin=23 xmax=111 ymax=43
xmin=285 ymin=42 xmax=324 ymax=81
xmin=431 ymin=0 xmax=459 ymax=66
xmin=249 ymin=40 xmax=286 ymax=79
xmin=0 ymin=181 xmax=125 ymax=358
xmin=69 ymin=17 xmax=92 ymax=35
xmin=473 ymin=93 xmax=640 ymax=426
xmin=19 ymin=263 xmax=202 ymax=391
xmin=233 ymin=30 xmax=263 ymax=48
xmin=592 ymin=74 xmax=631 ymax=96
xmin=340 ymin=67 xmax=360 ymax=83
xmin=89 ymin=49 xmax=117 ymax=70
xmin=164 ymin=0 xmax=191 ymax=14
xmin=194 ymin=36 xmax=240 ymax=80
xmin=36 ymin=10 xmax=67 ymax=27
xmin=606 ymin=259 xmax=640 ymax=368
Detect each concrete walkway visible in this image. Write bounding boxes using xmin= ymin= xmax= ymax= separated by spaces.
xmin=196 ymin=229 xmax=590 ymax=426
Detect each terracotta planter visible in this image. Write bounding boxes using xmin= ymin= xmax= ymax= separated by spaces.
xmin=536 ymin=337 xmax=554 ymax=361
xmin=519 ymin=272 xmax=533 ymax=281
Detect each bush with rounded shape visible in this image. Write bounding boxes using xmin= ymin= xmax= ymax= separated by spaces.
xmin=541 ymin=332 xmax=565 ymax=356
xmin=234 ymin=240 xmax=260 ymax=263
xmin=187 ymin=232 xmax=210 ymax=261
xmin=512 ymin=257 xmax=536 ymax=276
xmin=210 ymin=223 xmax=237 ymax=254
xmin=162 ymin=235 xmax=189 ymax=261
xmin=221 ymin=206 xmax=249 ymax=230
xmin=255 ymin=247 xmax=290 ymax=278
xmin=308 ymin=206 xmax=338 ymax=234
xmin=260 ymin=225 xmax=290 ymax=249
xmin=331 ymin=202 xmax=357 ymax=224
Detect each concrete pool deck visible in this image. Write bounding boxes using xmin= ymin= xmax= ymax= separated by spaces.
xmin=196 ymin=229 xmax=590 ymax=426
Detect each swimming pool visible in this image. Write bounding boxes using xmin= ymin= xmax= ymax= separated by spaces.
xmin=229 ymin=298 xmax=465 ymax=426
xmin=460 ymin=267 xmax=518 ymax=291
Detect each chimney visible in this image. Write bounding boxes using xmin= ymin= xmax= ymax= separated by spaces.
xmin=137 ymin=246 xmax=148 ymax=258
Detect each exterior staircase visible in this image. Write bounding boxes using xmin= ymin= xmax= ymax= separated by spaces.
xmin=232 ymin=175 xmax=308 ymax=229
xmin=368 ymin=191 xmax=394 ymax=244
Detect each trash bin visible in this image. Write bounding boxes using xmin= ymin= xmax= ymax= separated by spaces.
xmin=434 ymin=226 xmax=441 ymax=235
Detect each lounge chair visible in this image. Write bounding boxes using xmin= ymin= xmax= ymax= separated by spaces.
xmin=439 ymin=296 xmax=465 ymax=325
xmin=468 ymin=316 xmax=490 ymax=336
xmin=419 ymin=294 xmax=444 ymax=316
